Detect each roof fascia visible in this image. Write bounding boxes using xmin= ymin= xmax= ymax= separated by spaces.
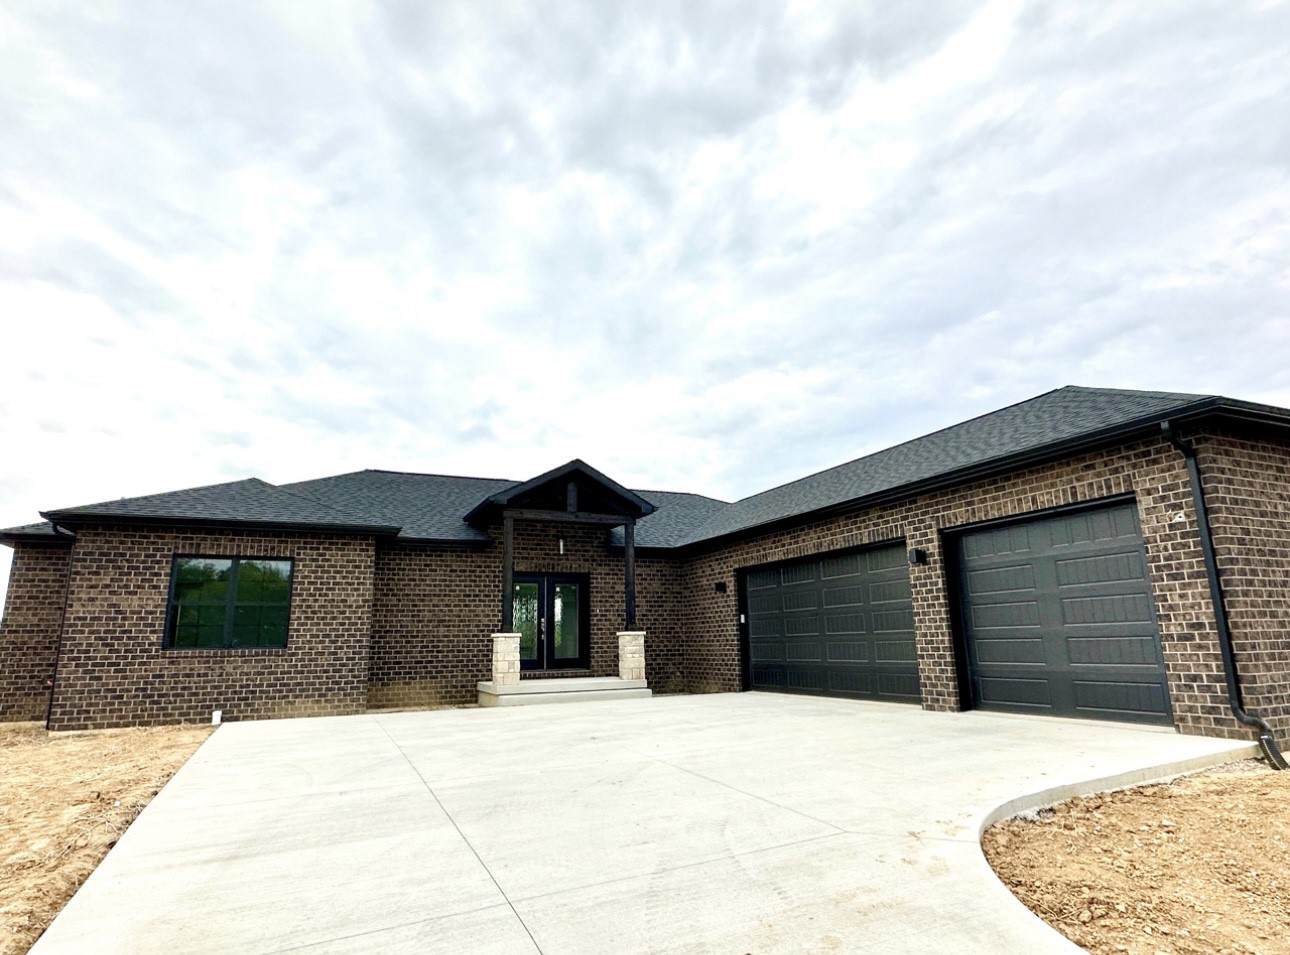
xmin=37 ymin=513 xmax=403 ymax=537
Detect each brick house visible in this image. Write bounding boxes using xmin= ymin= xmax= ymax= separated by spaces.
xmin=3 ymin=385 xmax=1289 ymax=753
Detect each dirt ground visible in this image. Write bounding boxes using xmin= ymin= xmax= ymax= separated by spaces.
xmin=0 ymin=721 xmax=213 ymax=955
xmin=984 ymin=759 xmax=1290 ymax=955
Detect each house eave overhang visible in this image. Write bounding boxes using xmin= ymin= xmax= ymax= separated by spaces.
xmin=0 ymin=529 xmax=73 ymax=547
xmin=37 ymin=512 xmax=404 ymax=538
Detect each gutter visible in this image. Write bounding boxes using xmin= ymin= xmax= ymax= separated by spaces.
xmin=1161 ymin=421 xmax=1287 ymax=769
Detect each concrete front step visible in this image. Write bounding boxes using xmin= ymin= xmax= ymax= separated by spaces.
xmin=477 ymin=676 xmax=652 ymax=707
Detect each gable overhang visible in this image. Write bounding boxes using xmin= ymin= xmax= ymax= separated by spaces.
xmin=464 ymin=458 xmax=657 ymax=528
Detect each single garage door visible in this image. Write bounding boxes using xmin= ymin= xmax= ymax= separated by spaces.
xmin=956 ymin=501 xmax=1171 ymax=725
xmin=744 ymin=544 xmax=920 ymax=703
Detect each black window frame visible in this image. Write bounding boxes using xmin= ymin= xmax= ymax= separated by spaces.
xmin=164 ymin=555 xmax=295 ymax=650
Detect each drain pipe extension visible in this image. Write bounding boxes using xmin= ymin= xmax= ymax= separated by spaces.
xmin=1161 ymin=422 xmax=1287 ymax=769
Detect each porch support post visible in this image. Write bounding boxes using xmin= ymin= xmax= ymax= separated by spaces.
xmin=501 ymin=512 xmax=515 ymax=631
xmin=624 ymin=518 xmax=637 ymax=630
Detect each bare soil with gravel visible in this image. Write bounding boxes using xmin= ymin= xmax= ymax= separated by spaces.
xmin=984 ymin=759 xmax=1290 ymax=955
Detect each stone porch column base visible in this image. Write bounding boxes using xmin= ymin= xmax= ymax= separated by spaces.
xmin=618 ymin=631 xmax=647 ymax=683
xmin=491 ymin=633 xmax=521 ymax=687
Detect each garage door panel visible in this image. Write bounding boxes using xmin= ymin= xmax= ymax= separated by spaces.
xmin=972 ymin=637 xmax=1047 ymax=665
xmin=784 ymin=615 xmax=820 ymax=636
xmin=968 ymin=564 xmax=1036 ymax=595
xmin=1072 ymin=680 xmax=1168 ymax=717
xmin=1055 ymin=552 xmax=1144 ymax=586
xmin=870 ymin=579 xmax=911 ymax=604
xmin=781 ymin=564 xmax=817 ymax=585
xmin=977 ymin=676 xmax=1052 ymax=708
xmin=785 ymin=640 xmax=822 ymax=661
xmin=873 ymin=608 xmax=914 ymax=632
xmin=963 ymin=524 xmax=1033 ymax=559
xmin=866 ymin=547 xmax=908 ymax=571
xmin=752 ymin=640 xmax=785 ymax=661
xmin=827 ymin=669 xmax=874 ymax=696
xmin=824 ymin=613 xmax=865 ymax=634
xmin=826 ymin=641 xmax=869 ymax=662
xmin=878 ymin=672 xmax=922 ymax=701
xmin=1067 ymin=635 xmax=1162 ymax=667
xmin=786 ymin=666 xmax=825 ymax=691
xmin=971 ymin=601 xmax=1041 ymax=629
xmin=821 ymin=554 xmax=862 ymax=578
xmin=746 ymin=543 xmax=919 ymax=704
xmin=874 ymin=639 xmax=917 ymax=663
xmin=1060 ymin=594 xmax=1152 ymax=626
xmin=822 ymin=584 xmax=864 ymax=607
xmin=958 ymin=502 xmax=1171 ymax=725
xmin=782 ymin=591 xmax=819 ymax=612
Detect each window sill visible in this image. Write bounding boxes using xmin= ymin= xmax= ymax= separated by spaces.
xmin=162 ymin=646 xmax=289 ymax=655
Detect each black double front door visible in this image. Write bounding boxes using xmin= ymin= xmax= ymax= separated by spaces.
xmin=512 ymin=573 xmax=590 ymax=671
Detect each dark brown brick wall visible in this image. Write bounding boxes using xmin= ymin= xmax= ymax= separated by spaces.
xmin=368 ymin=520 xmax=682 ymax=709
xmin=0 ymin=542 xmax=72 ymax=721
xmin=679 ymin=435 xmax=1257 ymax=739
xmin=46 ymin=526 xmax=374 ymax=730
xmin=1196 ymin=431 xmax=1290 ymax=737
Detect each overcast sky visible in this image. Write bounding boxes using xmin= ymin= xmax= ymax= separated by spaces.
xmin=2 ymin=0 xmax=1289 ymax=605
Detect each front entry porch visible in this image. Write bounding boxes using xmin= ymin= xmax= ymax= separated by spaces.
xmin=477 ymin=631 xmax=651 ymax=706
xmin=467 ymin=460 xmax=658 ymax=707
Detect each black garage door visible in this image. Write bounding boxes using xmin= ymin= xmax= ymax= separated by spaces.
xmin=955 ymin=502 xmax=1171 ymax=725
xmin=744 ymin=544 xmax=920 ymax=703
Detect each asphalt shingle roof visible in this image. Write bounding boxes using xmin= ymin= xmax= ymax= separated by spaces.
xmin=283 ymin=470 xmax=728 ymax=547
xmin=8 ymin=386 xmax=1281 ymax=551
xmin=676 ymin=385 xmax=1217 ymax=545
xmin=41 ymin=478 xmax=399 ymax=534
xmin=281 ymin=471 xmax=513 ymax=543
xmin=0 ymin=521 xmax=61 ymax=541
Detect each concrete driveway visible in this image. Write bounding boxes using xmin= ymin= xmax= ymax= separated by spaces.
xmin=32 ymin=694 xmax=1252 ymax=954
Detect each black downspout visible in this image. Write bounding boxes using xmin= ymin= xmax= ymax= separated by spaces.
xmin=44 ymin=521 xmax=76 ymax=730
xmin=1161 ymin=422 xmax=1287 ymax=770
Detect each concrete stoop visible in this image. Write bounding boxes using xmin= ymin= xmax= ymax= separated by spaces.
xmin=476 ymin=676 xmax=652 ymax=707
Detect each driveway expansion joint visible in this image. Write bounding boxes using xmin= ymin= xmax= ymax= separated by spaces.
xmin=374 ymin=716 xmax=546 ymax=955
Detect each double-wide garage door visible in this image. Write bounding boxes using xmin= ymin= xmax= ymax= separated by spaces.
xmin=956 ymin=502 xmax=1171 ymax=725
xmin=745 ymin=544 xmax=920 ymax=703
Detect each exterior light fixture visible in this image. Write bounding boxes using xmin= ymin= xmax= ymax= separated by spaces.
xmin=907 ymin=548 xmax=928 ymax=566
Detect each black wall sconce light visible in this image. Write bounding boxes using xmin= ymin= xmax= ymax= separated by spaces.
xmin=714 ymin=581 xmax=728 ymax=593
xmin=907 ymin=548 xmax=928 ymax=566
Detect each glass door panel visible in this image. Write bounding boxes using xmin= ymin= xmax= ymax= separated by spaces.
xmin=552 ymin=582 xmax=581 ymax=664
xmin=512 ymin=581 xmax=540 ymax=665
xmin=511 ymin=574 xmax=589 ymax=671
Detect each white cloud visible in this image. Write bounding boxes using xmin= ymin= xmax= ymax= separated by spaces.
xmin=3 ymin=0 xmax=1290 ymax=611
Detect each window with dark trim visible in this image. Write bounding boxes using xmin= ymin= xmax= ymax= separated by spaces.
xmin=165 ymin=556 xmax=293 ymax=649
